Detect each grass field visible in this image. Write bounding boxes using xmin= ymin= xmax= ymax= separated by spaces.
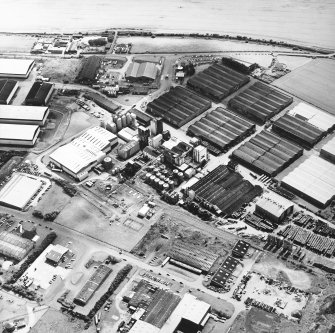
xmin=273 ymin=59 xmax=335 ymax=115
xmin=245 ymin=308 xmax=280 ymax=333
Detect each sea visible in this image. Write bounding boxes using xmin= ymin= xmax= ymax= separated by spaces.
xmin=0 ymin=0 xmax=335 ymax=49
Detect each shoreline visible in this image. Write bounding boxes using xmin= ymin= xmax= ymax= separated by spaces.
xmin=0 ymin=29 xmax=334 ymax=55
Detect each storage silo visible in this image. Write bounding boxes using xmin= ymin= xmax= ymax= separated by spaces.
xmin=116 ymin=118 xmax=122 ymax=131
xmin=121 ymin=115 xmax=127 ymax=128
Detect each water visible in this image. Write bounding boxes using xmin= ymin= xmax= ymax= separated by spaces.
xmin=0 ymin=0 xmax=334 ymax=49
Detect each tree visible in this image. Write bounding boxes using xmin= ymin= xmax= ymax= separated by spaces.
xmin=32 ymin=210 xmax=44 ymax=219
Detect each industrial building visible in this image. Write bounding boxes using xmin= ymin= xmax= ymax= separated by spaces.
xmin=0 ymin=123 xmax=40 ymax=146
xmin=162 ymin=138 xmax=193 ymax=166
xmin=187 ymin=107 xmax=255 ymax=152
xmin=189 ymin=165 xmax=262 ymax=215
xmin=228 ymin=81 xmax=293 ymax=124
xmin=187 ymin=63 xmax=250 ymax=101
xmin=0 ymin=173 xmax=43 ymax=210
xmin=0 ymin=58 xmax=35 ymax=78
xmin=0 ymin=231 xmax=34 ymax=261
xmin=281 ymin=155 xmax=335 ymax=208
xmin=150 ymin=117 xmax=163 ymax=136
xmin=147 ymin=86 xmax=211 ymax=128
xmin=320 ymin=137 xmax=335 ymax=163
xmin=76 ymin=56 xmax=101 ymax=84
xmin=288 ymin=102 xmax=335 ymax=133
xmin=125 ymin=62 xmax=158 ymax=82
xmin=272 ymin=113 xmax=325 ymax=149
xmin=193 ymin=145 xmax=207 ymax=163
xmin=25 ymin=81 xmax=54 ymax=106
xmin=129 ymin=108 xmax=152 ymax=127
xmin=232 ymin=240 xmax=250 ymax=258
xmin=49 ymin=126 xmax=118 ymax=180
xmin=255 ymin=192 xmax=294 ymax=223
xmin=0 ymin=105 xmax=49 ymax=126
xmin=118 ymin=139 xmax=140 ymax=160
xmin=83 ymin=92 xmax=119 ymax=113
xmin=45 ymin=244 xmax=69 ymax=266
xmin=231 ymin=130 xmax=303 ymax=177
xmin=74 ymin=264 xmax=112 ymax=306
xmin=168 ymin=241 xmax=219 ymax=273
xmin=211 ymin=256 xmax=240 ymax=288
xmin=0 ymin=79 xmax=19 ymax=104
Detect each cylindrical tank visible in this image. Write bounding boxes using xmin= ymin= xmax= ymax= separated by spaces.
xmin=131 ymin=112 xmax=136 ymax=122
xmin=121 ymin=115 xmax=127 ymax=128
xmin=154 ymin=178 xmax=160 ymax=188
xmin=147 ymin=165 xmax=154 ymax=171
xmin=169 ymin=180 xmax=175 ymax=190
xmin=178 ymin=172 xmax=184 ymax=181
xmin=163 ymin=183 xmax=169 ymax=191
xmin=160 ymin=174 xmax=166 ymax=181
xmin=126 ymin=113 xmax=132 ymax=125
xmin=150 ymin=175 xmax=155 ymax=184
xmin=113 ymin=115 xmax=118 ymax=123
xmin=173 ymin=169 xmax=179 ymax=177
xmin=102 ymin=156 xmax=113 ymax=169
xmin=146 ymin=173 xmax=152 ymax=181
xmin=158 ymin=180 xmax=164 ymax=190
xmin=116 ymin=118 xmax=122 ymax=131
xmin=107 ymin=122 xmax=117 ymax=134
xmin=156 ymin=172 xmax=162 ymax=179
xmin=154 ymin=168 xmax=160 ymax=174
xmin=111 ymin=169 xmax=116 ymax=175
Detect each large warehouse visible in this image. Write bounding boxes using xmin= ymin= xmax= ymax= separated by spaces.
xmin=0 ymin=231 xmax=34 ymax=261
xmin=76 ymin=56 xmax=101 ymax=84
xmin=255 ymin=192 xmax=294 ymax=223
xmin=125 ymin=62 xmax=158 ymax=82
xmin=189 ymin=165 xmax=262 ymax=215
xmin=0 ymin=123 xmax=40 ymax=146
xmin=0 ymin=58 xmax=35 ymax=78
xmin=187 ymin=63 xmax=250 ymax=102
xmin=228 ymin=81 xmax=293 ymax=124
xmin=147 ymin=86 xmax=211 ymax=128
xmin=0 ymin=105 xmax=49 ymax=126
xmin=272 ymin=113 xmax=325 ymax=149
xmin=0 ymin=173 xmax=43 ymax=210
xmin=25 ymin=81 xmax=54 ymax=106
xmin=288 ymin=102 xmax=335 ymax=133
xmin=281 ymin=155 xmax=335 ymax=208
xmin=0 ymin=79 xmax=19 ymax=104
xmin=231 ymin=130 xmax=303 ymax=177
xmin=320 ymin=137 xmax=335 ymax=163
xmin=49 ymin=126 xmax=118 ymax=180
xmin=187 ymin=107 xmax=255 ymax=152
xmin=83 ymin=92 xmax=119 ymax=113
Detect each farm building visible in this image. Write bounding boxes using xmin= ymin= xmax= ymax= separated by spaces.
xmin=228 ymin=81 xmax=293 ymax=124
xmin=0 ymin=79 xmax=19 ymax=104
xmin=74 ymin=264 xmax=112 ymax=306
xmin=76 ymin=56 xmax=101 ymax=84
xmin=281 ymin=155 xmax=335 ymax=208
xmin=189 ymin=165 xmax=262 ymax=215
xmin=49 ymin=126 xmax=118 ymax=180
xmin=25 ymin=81 xmax=54 ymax=106
xmin=288 ymin=102 xmax=335 ymax=133
xmin=0 ymin=123 xmax=40 ymax=147
xmin=0 ymin=231 xmax=34 ymax=261
xmin=0 ymin=173 xmax=43 ymax=210
xmin=0 ymin=58 xmax=35 ymax=78
xmin=211 ymin=256 xmax=240 ymax=288
xmin=83 ymin=92 xmax=119 ymax=113
xmin=320 ymin=137 xmax=335 ymax=164
xmin=187 ymin=63 xmax=250 ymax=101
xmin=272 ymin=113 xmax=325 ymax=149
xmin=147 ymin=86 xmax=211 ymax=128
xmin=125 ymin=62 xmax=158 ymax=82
xmin=231 ymin=130 xmax=303 ymax=177
xmin=168 ymin=241 xmax=219 ymax=274
xmin=45 ymin=244 xmax=69 ymax=266
xmin=255 ymin=192 xmax=294 ymax=223
xmin=232 ymin=240 xmax=250 ymax=258
xmin=187 ymin=107 xmax=255 ymax=152
xmin=0 ymin=105 xmax=49 ymax=126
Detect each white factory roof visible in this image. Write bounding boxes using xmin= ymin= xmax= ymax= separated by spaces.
xmin=321 ymin=137 xmax=335 ymax=158
xmin=256 ymin=192 xmax=293 ymax=218
xmin=288 ymin=102 xmax=335 ymax=132
xmin=282 ymin=155 xmax=335 ymax=206
xmin=160 ymin=294 xmax=210 ymax=333
xmin=0 ymin=58 xmax=34 ymax=76
xmin=50 ymin=126 xmax=117 ymax=174
xmin=0 ymin=123 xmax=40 ymax=141
xmin=129 ymin=321 xmax=159 ymax=333
xmin=0 ymin=105 xmax=49 ymax=121
xmin=0 ymin=173 xmax=42 ymax=210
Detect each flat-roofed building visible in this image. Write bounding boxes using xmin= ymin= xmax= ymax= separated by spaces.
xmin=320 ymin=137 xmax=335 ymax=164
xmin=25 ymin=82 xmax=54 ymax=106
xmin=0 ymin=173 xmax=43 ymax=210
xmin=0 ymin=79 xmax=19 ymax=104
xmin=49 ymin=126 xmax=118 ymax=180
xmin=0 ymin=59 xmax=35 ymax=79
xmin=282 ymin=155 xmax=335 ymax=208
xmin=0 ymin=105 xmax=49 ymax=126
xmin=45 ymin=244 xmax=69 ymax=266
xmin=0 ymin=123 xmax=40 ymax=146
